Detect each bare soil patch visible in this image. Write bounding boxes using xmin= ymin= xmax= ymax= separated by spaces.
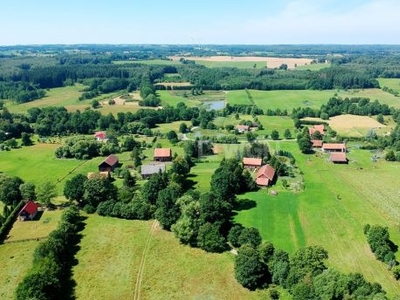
xmin=169 ymin=55 xmax=313 ymax=69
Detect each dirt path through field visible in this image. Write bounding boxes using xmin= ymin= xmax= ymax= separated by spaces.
xmin=133 ymin=220 xmax=158 ymax=300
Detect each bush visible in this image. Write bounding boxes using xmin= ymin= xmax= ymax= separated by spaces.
xmin=83 ymin=204 xmax=96 ymax=214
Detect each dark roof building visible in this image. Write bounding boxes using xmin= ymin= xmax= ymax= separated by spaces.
xmin=98 ymin=154 xmax=119 ymax=172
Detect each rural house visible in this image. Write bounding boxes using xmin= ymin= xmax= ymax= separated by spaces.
xmin=141 ymin=163 xmax=166 ymax=179
xmin=309 ymin=125 xmax=325 ymax=136
xmin=311 ymin=140 xmax=323 ymax=148
xmin=94 ymin=131 xmax=107 ymax=142
xmin=236 ymin=125 xmax=250 ymax=133
xmin=329 ymin=152 xmax=348 ymax=164
xmin=18 ymin=200 xmax=39 ymax=221
xmin=255 ymin=164 xmax=276 ymax=187
xmin=98 ymin=154 xmax=119 ymax=172
xmin=154 ymin=148 xmax=172 ymax=162
xmin=322 ymin=143 xmax=346 ymax=152
xmin=243 ymin=157 xmax=262 ymax=169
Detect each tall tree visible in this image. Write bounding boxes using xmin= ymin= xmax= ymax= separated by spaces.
xmin=155 ymin=183 xmax=182 ymax=230
xmin=37 ymin=181 xmax=57 ymax=206
xmin=19 ymin=182 xmax=36 ymax=201
xmin=0 ymin=174 xmax=24 ymax=205
xmin=63 ymin=174 xmax=88 ymax=204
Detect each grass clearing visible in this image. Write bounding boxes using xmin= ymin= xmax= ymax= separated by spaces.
xmin=0 ymin=241 xmax=39 ymax=299
xmin=157 ymin=90 xmax=201 ymax=107
xmin=295 ymin=63 xmax=330 ymax=71
xmin=113 ymin=59 xmax=180 ymax=66
xmin=73 ymin=215 xmax=271 ymax=300
xmin=0 ymin=143 xmax=104 ymax=194
xmin=378 ymin=78 xmax=400 ymax=93
xmin=235 ymin=140 xmax=400 ymax=297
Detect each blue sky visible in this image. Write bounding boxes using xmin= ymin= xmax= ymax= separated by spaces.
xmin=1 ymin=0 xmax=399 ymax=45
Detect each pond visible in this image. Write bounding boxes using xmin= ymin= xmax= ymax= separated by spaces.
xmin=202 ymin=100 xmax=225 ymax=110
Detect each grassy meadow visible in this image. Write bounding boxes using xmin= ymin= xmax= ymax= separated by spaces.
xmin=72 ymin=215 xmax=276 ymax=300
xmin=235 ymin=141 xmax=400 ymax=298
xmin=0 ymin=209 xmax=63 ymax=299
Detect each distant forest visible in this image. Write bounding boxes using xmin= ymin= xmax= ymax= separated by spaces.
xmin=1 ymin=44 xmax=400 ymax=104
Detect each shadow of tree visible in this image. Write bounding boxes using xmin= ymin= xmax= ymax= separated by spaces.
xmin=234 ymin=198 xmax=257 ymax=211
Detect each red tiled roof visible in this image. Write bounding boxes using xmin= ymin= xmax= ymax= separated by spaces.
xmin=309 ymin=125 xmax=325 ymax=136
xmin=236 ymin=125 xmax=250 ymax=130
xmin=19 ymin=201 xmax=38 ymax=215
xmin=330 ymin=152 xmax=347 ymax=162
xmin=154 ymin=148 xmax=172 ymax=158
xmin=103 ymin=155 xmax=119 ymax=166
xmin=94 ymin=131 xmax=106 ymax=140
xmin=322 ymin=143 xmax=346 ymax=150
xmin=243 ymin=157 xmax=262 ymax=166
xmin=311 ymin=140 xmax=323 ymax=147
xmin=256 ymin=164 xmax=275 ymax=181
xmin=256 ymin=177 xmax=270 ymax=186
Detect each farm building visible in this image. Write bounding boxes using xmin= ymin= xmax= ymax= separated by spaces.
xmin=18 ymin=200 xmax=39 ymax=221
xmin=154 ymin=148 xmax=172 ymax=162
xmin=243 ymin=157 xmax=262 ymax=169
xmin=141 ymin=163 xmax=166 ymax=179
xmin=329 ymin=152 xmax=348 ymax=164
xmin=98 ymin=154 xmax=119 ymax=172
xmin=311 ymin=140 xmax=323 ymax=148
xmin=255 ymin=164 xmax=276 ymax=187
xmin=236 ymin=125 xmax=250 ymax=133
xmin=322 ymin=143 xmax=346 ymax=152
xmin=94 ymin=131 xmax=107 ymax=142
xmin=309 ymin=125 xmax=325 ymax=136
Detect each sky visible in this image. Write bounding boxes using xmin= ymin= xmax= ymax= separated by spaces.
xmin=1 ymin=0 xmax=399 ymax=45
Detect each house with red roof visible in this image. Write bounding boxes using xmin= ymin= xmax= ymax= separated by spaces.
xmin=98 ymin=154 xmax=119 ymax=172
xmin=236 ymin=125 xmax=250 ymax=133
xmin=243 ymin=157 xmax=262 ymax=169
xmin=255 ymin=164 xmax=276 ymax=187
xmin=309 ymin=125 xmax=325 ymax=136
xmin=18 ymin=200 xmax=39 ymax=221
xmin=329 ymin=152 xmax=348 ymax=164
xmin=322 ymin=143 xmax=346 ymax=152
xmin=311 ymin=140 xmax=323 ymax=148
xmin=94 ymin=131 xmax=107 ymax=142
xmin=154 ymin=148 xmax=172 ymax=162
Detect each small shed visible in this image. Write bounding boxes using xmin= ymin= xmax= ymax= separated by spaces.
xmin=311 ymin=140 xmax=323 ymax=148
xmin=19 ymin=201 xmax=39 ymax=221
xmin=154 ymin=148 xmax=172 ymax=162
xmin=98 ymin=154 xmax=119 ymax=172
xmin=236 ymin=125 xmax=250 ymax=133
xmin=141 ymin=163 xmax=166 ymax=179
xmin=94 ymin=131 xmax=107 ymax=142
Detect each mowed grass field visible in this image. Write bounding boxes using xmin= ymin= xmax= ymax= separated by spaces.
xmin=0 ymin=143 xmax=104 ymax=194
xmin=235 ymin=141 xmax=400 ymax=298
xmin=0 ymin=209 xmax=63 ymax=299
xmin=72 ymin=216 xmax=274 ymax=300
xmin=378 ymin=78 xmax=400 ymax=93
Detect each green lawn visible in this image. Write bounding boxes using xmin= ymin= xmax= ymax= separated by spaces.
xmin=113 ymin=59 xmax=181 ymax=66
xmin=0 ymin=143 xmax=105 ymax=194
xmin=378 ymin=78 xmax=400 ymax=94
xmin=194 ymin=60 xmax=268 ymax=69
xmin=295 ymin=63 xmax=330 ymax=71
xmin=235 ymin=141 xmax=400 ymax=298
xmin=73 ymin=215 xmax=273 ymax=300
xmin=157 ymin=90 xmax=201 ymax=107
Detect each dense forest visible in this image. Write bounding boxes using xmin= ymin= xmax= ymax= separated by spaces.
xmin=1 ymin=45 xmax=400 ymax=104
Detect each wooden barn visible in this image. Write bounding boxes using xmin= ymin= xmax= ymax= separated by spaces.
xmin=98 ymin=154 xmax=119 ymax=172
xmin=154 ymin=148 xmax=172 ymax=162
xmin=330 ymin=152 xmax=348 ymax=164
xmin=18 ymin=200 xmax=39 ymax=221
xmin=309 ymin=125 xmax=325 ymax=136
xmin=322 ymin=143 xmax=346 ymax=153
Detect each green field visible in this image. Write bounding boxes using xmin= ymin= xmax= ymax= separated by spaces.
xmin=113 ymin=59 xmax=181 ymax=66
xmin=157 ymin=90 xmax=202 ymax=107
xmin=295 ymin=63 xmax=330 ymax=71
xmin=72 ymin=215 xmax=274 ymax=300
xmin=378 ymin=78 xmax=400 ymax=93
xmin=194 ymin=60 xmax=268 ymax=69
xmin=0 ymin=143 xmax=104 ymax=194
xmin=0 ymin=209 xmax=63 ymax=299
xmin=235 ymin=141 xmax=400 ymax=298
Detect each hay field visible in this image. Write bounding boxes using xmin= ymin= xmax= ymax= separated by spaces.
xmin=73 ymin=216 xmax=271 ymax=300
xmin=304 ymin=114 xmax=391 ymax=137
xmin=169 ymin=56 xmax=313 ymax=69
